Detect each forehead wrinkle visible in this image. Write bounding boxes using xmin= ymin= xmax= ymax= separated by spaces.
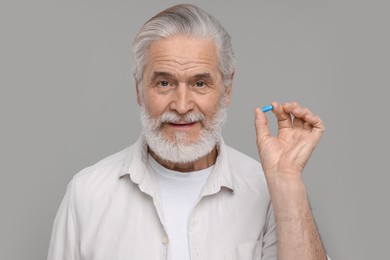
xmin=151 ymin=55 xmax=215 ymax=67
xmin=151 ymin=55 xmax=217 ymax=70
xmin=145 ymin=36 xmax=221 ymax=83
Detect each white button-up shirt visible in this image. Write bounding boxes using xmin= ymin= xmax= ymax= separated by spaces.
xmin=48 ymin=137 xmax=277 ymax=260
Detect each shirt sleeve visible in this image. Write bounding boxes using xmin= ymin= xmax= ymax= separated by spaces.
xmin=47 ymin=180 xmax=80 ymax=260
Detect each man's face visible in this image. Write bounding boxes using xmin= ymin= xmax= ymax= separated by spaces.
xmin=138 ymin=35 xmax=231 ymax=146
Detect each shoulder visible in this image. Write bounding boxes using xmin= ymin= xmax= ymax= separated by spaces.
xmin=68 ymin=143 xmax=137 ymax=197
xmin=75 ymin=147 xmax=129 ymax=180
xmin=225 ymin=145 xmax=263 ymax=174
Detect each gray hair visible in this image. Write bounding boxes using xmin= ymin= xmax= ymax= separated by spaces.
xmin=131 ymin=4 xmax=235 ymax=87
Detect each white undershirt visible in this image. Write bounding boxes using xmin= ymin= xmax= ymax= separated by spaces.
xmin=148 ymin=154 xmax=213 ymax=260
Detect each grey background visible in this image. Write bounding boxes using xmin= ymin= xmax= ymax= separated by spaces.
xmin=1 ymin=0 xmax=389 ymax=259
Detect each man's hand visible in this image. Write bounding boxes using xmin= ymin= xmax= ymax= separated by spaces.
xmin=254 ymin=101 xmax=327 ymax=260
xmin=255 ymin=101 xmax=325 ymax=177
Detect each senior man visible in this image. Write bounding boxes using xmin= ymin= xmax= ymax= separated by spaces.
xmin=48 ymin=4 xmax=329 ymax=260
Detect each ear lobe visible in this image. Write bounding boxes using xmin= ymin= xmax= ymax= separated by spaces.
xmin=224 ymin=86 xmax=232 ymax=106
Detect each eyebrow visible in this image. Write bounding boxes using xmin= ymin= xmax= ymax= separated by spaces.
xmin=150 ymin=71 xmax=215 ymax=83
xmin=151 ymin=71 xmax=175 ymax=81
xmin=191 ymin=73 xmax=214 ymax=82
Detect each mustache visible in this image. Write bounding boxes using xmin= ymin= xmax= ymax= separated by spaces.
xmin=158 ymin=111 xmax=206 ymax=124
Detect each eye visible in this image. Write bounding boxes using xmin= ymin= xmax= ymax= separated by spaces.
xmin=158 ymin=81 xmax=170 ymax=87
xmin=195 ymin=81 xmax=206 ymax=88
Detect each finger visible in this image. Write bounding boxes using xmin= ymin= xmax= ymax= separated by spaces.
xmin=272 ymin=101 xmax=292 ymax=130
xmin=303 ymin=114 xmax=326 ymax=137
xmin=290 ymin=106 xmax=312 ymax=119
xmin=254 ymin=107 xmax=271 ymax=144
xmin=302 ymin=111 xmax=315 ymax=130
xmin=284 ymin=102 xmax=325 ymax=135
xmin=281 ymin=101 xmax=301 ymax=113
xmin=290 ymin=107 xmax=313 ymax=129
xmin=303 ymin=120 xmax=312 ymax=130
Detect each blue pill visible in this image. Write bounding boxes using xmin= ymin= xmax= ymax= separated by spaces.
xmin=261 ymin=105 xmax=274 ymax=113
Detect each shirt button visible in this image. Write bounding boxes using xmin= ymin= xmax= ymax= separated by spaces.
xmin=162 ymin=236 xmax=169 ymax=245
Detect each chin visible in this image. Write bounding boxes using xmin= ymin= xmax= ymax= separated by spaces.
xmin=164 ymin=131 xmax=200 ymax=145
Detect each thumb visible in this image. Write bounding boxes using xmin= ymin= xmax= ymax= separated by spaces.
xmin=254 ymin=107 xmax=271 ymax=145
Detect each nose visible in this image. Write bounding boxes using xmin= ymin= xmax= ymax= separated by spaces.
xmin=169 ymin=84 xmax=194 ymax=115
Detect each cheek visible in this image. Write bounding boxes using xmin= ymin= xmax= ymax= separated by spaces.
xmin=205 ymin=93 xmax=223 ymax=110
xmin=145 ymin=104 xmax=163 ymax=119
xmin=142 ymin=93 xmax=168 ymax=116
xmin=201 ymin=103 xmax=221 ymax=123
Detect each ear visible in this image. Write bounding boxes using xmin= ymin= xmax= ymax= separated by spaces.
xmin=223 ymin=70 xmax=235 ymax=107
xmin=135 ymin=81 xmax=142 ymax=106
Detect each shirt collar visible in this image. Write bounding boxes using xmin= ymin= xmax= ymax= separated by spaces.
xmin=118 ymin=136 xmax=147 ymax=179
xmin=201 ymin=138 xmax=235 ymax=195
xmin=118 ymin=136 xmax=235 ymax=195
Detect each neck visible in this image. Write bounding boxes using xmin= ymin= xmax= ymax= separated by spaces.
xmin=148 ymin=147 xmax=218 ymax=172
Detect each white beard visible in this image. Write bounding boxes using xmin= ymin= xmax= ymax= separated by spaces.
xmin=140 ymin=104 xmax=227 ymax=164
